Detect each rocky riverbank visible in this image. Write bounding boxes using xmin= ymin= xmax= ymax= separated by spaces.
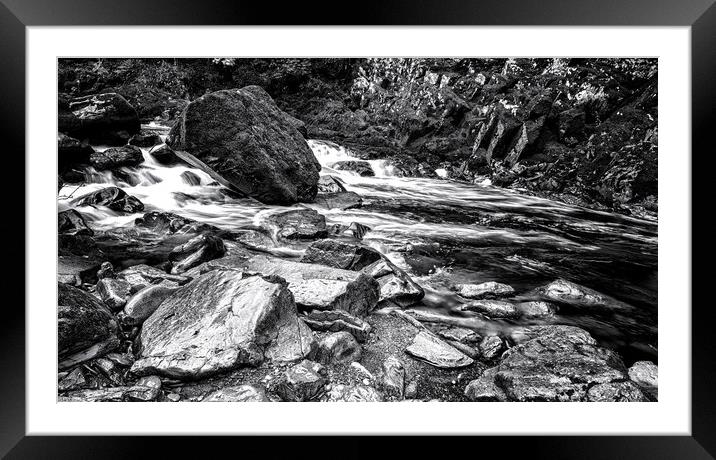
xmin=57 ymin=60 xmax=658 ymax=402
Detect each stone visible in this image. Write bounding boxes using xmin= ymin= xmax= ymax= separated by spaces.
xmin=405 ymin=331 xmax=474 ymax=369
xmin=95 ymin=278 xmax=132 ymax=311
xmin=90 ymin=145 xmax=144 ymax=170
xmin=380 ymin=356 xmax=405 ymax=399
xmin=58 ymin=283 xmax=119 ymax=369
xmin=301 ymin=239 xmax=382 ymax=271
xmin=58 ymin=209 xmax=93 ymax=236
xmin=516 ymin=301 xmax=558 ymax=318
xmin=628 ymin=361 xmax=658 ymax=397
xmin=62 ymin=93 xmax=140 ymax=145
xmin=322 ymin=384 xmax=383 ymax=402
xmin=73 ymin=186 xmax=144 ymax=213
xmin=180 ymin=170 xmax=202 ymax=186
xmin=128 ymin=133 xmax=162 ymax=147
xmin=331 ymin=160 xmax=374 ymax=176
xmin=437 ymin=327 xmax=481 ymax=344
xmin=538 ymin=279 xmax=611 ymax=306
xmin=300 ymin=309 xmax=372 ymax=342
xmin=317 ymin=175 xmax=346 ymax=193
xmin=58 ymin=132 xmax=94 ymax=167
xmin=122 ymin=284 xmax=179 ymax=326
xmin=314 ymin=192 xmax=363 ymax=210
xmin=479 ymin=335 xmax=505 ymax=361
xmin=125 ymin=375 xmax=163 ymax=402
xmin=116 ymin=264 xmax=190 ymax=291
xmin=460 ymin=300 xmax=520 ymax=319
xmin=131 ymin=271 xmax=315 ymax=379
xmin=169 ymin=233 xmax=226 ymax=274
xmin=202 ymin=385 xmax=269 ymax=402
xmin=167 ymin=86 xmax=321 ymax=204
xmin=464 ymin=368 xmax=507 ymax=401
xmin=58 ymin=367 xmax=87 ymax=392
xmin=134 ymin=211 xmax=217 ymax=235
xmin=585 ymin=381 xmax=647 ymax=402
xmin=455 ymin=281 xmax=515 ymax=300
xmin=275 ymin=360 xmax=327 ymax=402
xmin=58 ymin=254 xmax=102 ymax=286
xmin=315 ymin=331 xmax=362 ymax=365
xmin=149 ymin=144 xmax=182 ymax=165
xmin=361 ymin=258 xmax=424 ymax=307
xmin=262 ymin=208 xmax=327 ymax=240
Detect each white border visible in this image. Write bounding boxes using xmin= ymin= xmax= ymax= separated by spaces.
xmin=27 ymin=26 xmax=690 ymax=435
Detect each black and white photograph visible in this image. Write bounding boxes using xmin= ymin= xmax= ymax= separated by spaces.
xmin=56 ymin=57 xmax=659 ymax=403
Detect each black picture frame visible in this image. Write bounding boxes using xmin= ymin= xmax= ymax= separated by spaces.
xmin=2 ymin=0 xmax=711 ymax=457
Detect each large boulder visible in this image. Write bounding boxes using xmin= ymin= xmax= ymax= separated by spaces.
xmin=61 ymin=93 xmax=140 ymax=145
xmin=89 ymin=145 xmax=144 ymax=170
xmin=73 ymin=187 xmax=144 ymax=213
xmin=131 ymin=270 xmax=316 ymax=379
xmin=58 ymin=283 xmax=120 ymax=369
xmin=167 ymin=86 xmax=321 ymax=204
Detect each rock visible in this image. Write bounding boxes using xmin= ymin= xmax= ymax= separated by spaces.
xmin=73 ymin=187 xmax=144 ymax=213
xmin=437 ymin=326 xmax=481 ymax=344
xmin=90 ymin=145 xmax=144 ymax=170
xmin=465 ymin=325 xmax=629 ymax=401
xmin=58 ymin=132 xmax=94 ymax=167
xmin=240 ymin=255 xmax=380 ymax=317
xmin=479 ymin=335 xmax=505 ymax=361
xmin=275 ymin=360 xmax=327 ymax=401
xmin=134 ymin=211 xmax=217 ymax=235
xmin=167 ymin=86 xmax=321 ymax=204
xmin=125 ymin=376 xmax=162 ymax=402
xmin=180 ymin=171 xmax=202 ymax=186
xmin=128 ymin=133 xmax=162 ymax=148
xmin=169 ymin=233 xmax=226 ymax=274
xmin=460 ymin=300 xmax=520 ymax=319
xmin=95 ymin=278 xmax=132 ymax=311
xmin=464 ymin=368 xmax=506 ymax=401
xmin=315 ymin=331 xmax=362 ymax=365
xmin=331 ymin=160 xmax=374 ymax=177
xmin=58 ymin=209 xmax=93 ymax=236
xmin=317 ymin=175 xmax=346 ymax=193
xmin=116 ymin=264 xmax=190 ymax=291
xmin=314 ymin=191 xmax=363 ymax=210
xmin=300 ymin=309 xmax=372 ymax=342
xmin=585 ymin=381 xmax=647 ymax=402
xmin=58 ymin=254 xmax=102 ymax=286
xmin=63 ymin=93 xmax=140 ymax=145
xmin=516 ymin=301 xmax=558 ymax=318
xmin=405 ymin=331 xmax=474 ymax=369
xmin=58 ymin=367 xmax=87 ymax=392
xmin=58 ymin=283 xmax=119 ymax=369
xmin=97 ymin=261 xmax=115 ymax=279
xmin=301 ymin=239 xmax=382 ymax=271
xmin=59 ymin=387 xmax=129 ymax=402
xmin=628 ymin=361 xmax=658 ymax=397
xmin=454 ymin=281 xmax=515 ymax=300
xmin=131 ymin=270 xmax=315 ymax=379
xmin=380 ymin=356 xmax=405 ymax=399
xmin=538 ymin=279 xmax=612 ymax=306
xmin=361 ymin=258 xmax=424 ymax=307
xmin=504 ymin=117 xmax=546 ymax=166
xmin=122 ymin=284 xmax=179 ymax=326
xmin=202 ymin=385 xmax=269 ymax=402
xmin=148 ymin=144 xmax=182 ymax=165
xmin=322 ymin=384 xmax=383 ymax=402
xmin=262 ymin=208 xmax=327 ymax=240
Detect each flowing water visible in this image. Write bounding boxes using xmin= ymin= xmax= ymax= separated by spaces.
xmin=58 ymin=126 xmax=658 ymax=364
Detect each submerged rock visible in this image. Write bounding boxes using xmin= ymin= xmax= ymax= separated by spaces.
xmin=315 ymin=331 xmax=362 ymax=365
xmin=169 ymin=233 xmax=226 ymax=274
xmin=455 ymin=281 xmax=515 ymax=300
xmin=167 ymin=86 xmax=321 ymax=204
xmin=275 ymin=360 xmax=327 ymax=402
xmin=58 ymin=209 xmax=93 ymax=236
xmin=300 ymin=309 xmax=372 ymax=342
xmin=202 ymin=385 xmax=269 ymax=402
xmin=301 ymin=239 xmax=382 ymax=271
xmin=262 ymin=208 xmax=327 ymax=240
xmin=74 ymin=186 xmax=144 ymax=213
xmin=131 ymin=270 xmax=315 ymax=379
xmin=332 ymin=160 xmax=374 ymax=176
xmin=90 ymin=145 xmax=144 ymax=170
xmin=459 ymin=299 xmax=520 ymax=319
xmin=361 ymin=258 xmax=424 ymax=307
xmin=58 ymin=283 xmax=119 ymax=369
xmin=405 ymin=330 xmax=474 ymax=369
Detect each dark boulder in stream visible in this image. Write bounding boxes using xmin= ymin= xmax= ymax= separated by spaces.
xmin=58 ymin=209 xmax=93 ymax=236
xmin=167 ymin=86 xmax=321 ymax=204
xmin=331 ymin=160 xmax=374 ymax=177
xmin=261 ymin=208 xmax=327 ymax=241
xmin=60 ymin=93 xmax=140 ymax=145
xmin=58 ymin=132 xmax=94 ymax=167
xmin=74 ymin=186 xmax=144 ymax=213
xmin=90 ymin=145 xmax=144 ymax=170
xmin=301 ymin=239 xmax=382 ymax=271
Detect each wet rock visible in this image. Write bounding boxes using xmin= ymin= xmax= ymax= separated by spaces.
xmin=464 ymin=368 xmax=506 ymax=401
xmin=58 ymin=254 xmax=103 ymax=286
xmin=135 ymin=211 xmax=217 ymax=235
xmin=128 ymin=133 xmax=162 ymax=148
xmin=58 ymin=209 xmax=93 ymax=236
xmin=121 ymin=284 xmax=179 ymax=326
xmin=90 ymin=145 xmax=144 ymax=170
xmin=516 ymin=301 xmax=558 ymax=318
xmin=465 ymin=325 xmax=629 ymax=401
xmin=241 ymin=255 xmax=380 ymax=317
xmin=460 ymin=300 xmax=520 ymax=319
xmin=125 ymin=375 xmax=163 ymax=402
xmin=317 ymin=175 xmax=347 ymax=193
xmin=148 ymin=144 xmax=181 ymax=165
xmin=202 ymin=385 xmax=269 ymax=402
xmin=97 ymin=261 xmax=115 ymax=279
xmin=454 ymin=281 xmax=515 ymax=300
xmin=537 ymin=279 xmax=611 ymax=306
xmin=180 ymin=170 xmax=202 ymax=186
xmin=116 ymin=264 xmax=190 ymax=291
xmin=59 ymin=387 xmax=129 ymax=402
xmin=96 ymin=277 xmax=132 ymax=311
xmin=58 ymin=367 xmax=87 ymax=392
xmin=262 ymin=208 xmax=327 ymax=240
xmin=73 ymin=186 xmax=144 ymax=213
xmin=314 ymin=191 xmax=363 ymax=210
xmin=300 ymin=309 xmax=372 ymax=342
xmin=62 ymin=93 xmax=140 ymax=145
xmin=322 ymin=384 xmax=383 ymax=402
xmin=58 ymin=283 xmax=119 ymax=369
xmin=628 ymin=361 xmax=658 ymax=398
xmin=275 ymin=360 xmax=327 ymax=402
xmin=361 ymin=258 xmax=424 ymax=307
xmin=315 ymin=331 xmax=362 ymax=365
xmin=479 ymin=335 xmax=505 ymax=361
xmin=58 ymin=132 xmax=94 ymax=167
xmin=169 ymin=233 xmax=226 ymax=274
xmin=167 ymin=86 xmax=321 ymax=204
xmin=405 ymin=331 xmax=474 ymax=369
xmin=301 ymin=239 xmax=382 ymax=271
xmin=131 ymin=270 xmax=315 ymax=379
xmin=380 ymin=356 xmax=405 ymax=399
xmin=585 ymin=381 xmax=647 ymax=402
xmin=331 ymin=160 xmax=374 ymax=177
xmin=437 ymin=326 xmax=481 ymax=344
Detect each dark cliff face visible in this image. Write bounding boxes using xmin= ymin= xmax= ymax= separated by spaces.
xmin=58 ymin=57 xmax=657 ymax=217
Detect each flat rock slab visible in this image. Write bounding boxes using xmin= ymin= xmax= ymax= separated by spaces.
xmin=406 ymin=331 xmax=474 ymax=369
xmin=455 ymin=281 xmax=515 ymax=300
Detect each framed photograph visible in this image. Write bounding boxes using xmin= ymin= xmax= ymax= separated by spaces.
xmin=4 ymin=0 xmax=711 ymax=456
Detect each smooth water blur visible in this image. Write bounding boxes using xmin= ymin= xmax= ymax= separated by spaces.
xmin=58 ymin=131 xmax=658 ymax=363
